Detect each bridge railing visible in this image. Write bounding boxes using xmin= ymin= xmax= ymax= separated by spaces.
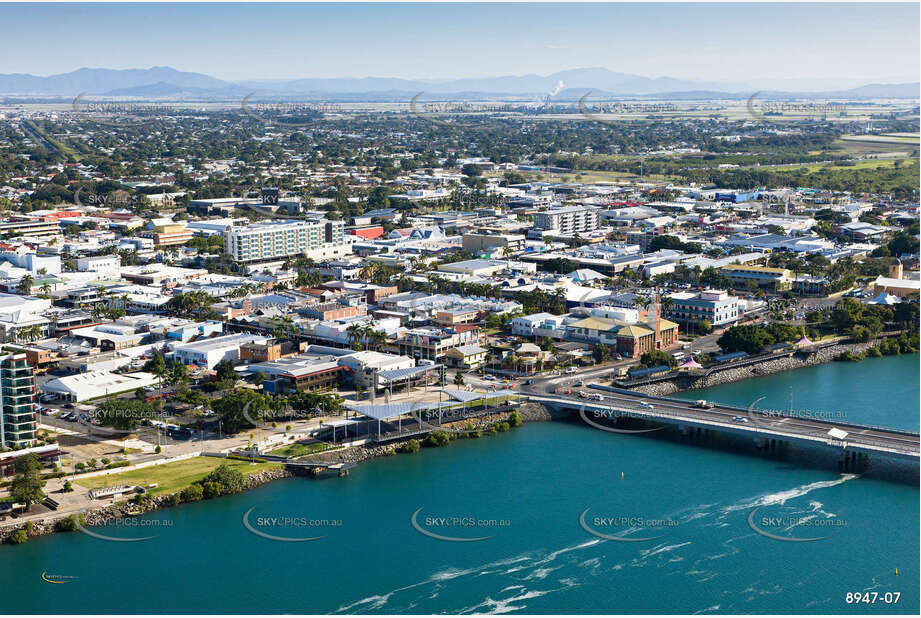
xmin=592 ymin=386 xmax=921 ymax=437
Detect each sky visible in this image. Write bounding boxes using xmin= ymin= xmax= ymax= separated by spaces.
xmin=0 ymin=2 xmax=918 ymax=87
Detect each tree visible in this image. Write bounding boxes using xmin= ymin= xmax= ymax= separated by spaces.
xmin=10 ymin=454 xmax=46 ymax=511
xmin=461 ymin=164 xmax=483 ymax=177
xmin=454 ymin=372 xmax=465 ymax=386
xmin=639 ymin=349 xmax=678 ymax=369
xmin=592 ymin=343 xmax=611 ymax=364
xmin=17 ymin=274 xmax=34 ymax=295
xmin=214 ymin=359 xmax=237 ymax=383
xmin=698 ymin=319 xmax=712 ymax=334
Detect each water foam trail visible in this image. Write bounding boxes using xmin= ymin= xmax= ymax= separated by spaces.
xmin=721 ymin=474 xmax=856 ymax=514
xmin=335 ymin=538 xmax=601 ymax=613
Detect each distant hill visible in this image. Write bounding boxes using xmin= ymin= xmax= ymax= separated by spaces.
xmin=0 ymin=66 xmax=917 ymax=100
xmin=0 ymin=66 xmax=229 ymax=95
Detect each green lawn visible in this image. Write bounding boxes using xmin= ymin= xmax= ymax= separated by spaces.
xmin=75 ymin=456 xmax=281 ymax=497
xmin=268 ymin=442 xmax=333 ymax=458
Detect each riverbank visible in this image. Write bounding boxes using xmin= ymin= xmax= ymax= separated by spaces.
xmin=1 ymin=404 xmax=548 ymax=545
xmin=631 ymin=337 xmax=898 ymax=397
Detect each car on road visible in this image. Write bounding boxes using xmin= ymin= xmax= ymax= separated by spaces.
xmin=693 ymin=400 xmax=713 ymax=409
xmin=578 ymin=391 xmax=588 ymax=398
xmin=638 ymin=402 xmax=654 ymax=409
xmin=731 ymin=416 xmax=749 ymax=423
xmin=525 ymin=379 xmax=534 ymax=385
xmin=63 ymin=403 xmax=75 ymax=409
xmin=589 ymin=393 xmax=604 ymax=401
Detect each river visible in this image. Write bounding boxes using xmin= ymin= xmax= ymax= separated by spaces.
xmin=1 ymin=355 xmax=917 ymax=614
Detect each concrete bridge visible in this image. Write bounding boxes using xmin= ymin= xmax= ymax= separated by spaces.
xmin=525 ymin=387 xmax=919 ymax=468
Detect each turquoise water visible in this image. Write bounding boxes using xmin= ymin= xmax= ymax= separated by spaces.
xmin=672 ymin=354 xmax=920 ymax=432
xmin=1 ymin=356 xmax=917 ymax=614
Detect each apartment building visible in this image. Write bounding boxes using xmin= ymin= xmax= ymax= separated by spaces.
xmin=224 ymin=219 xmax=347 ymax=264
xmin=666 ymin=290 xmax=741 ymax=327
xmin=1 ymin=354 xmax=37 ymax=449
xmin=532 ymin=206 xmax=600 ymax=235
xmin=396 ymin=326 xmax=481 ymax=362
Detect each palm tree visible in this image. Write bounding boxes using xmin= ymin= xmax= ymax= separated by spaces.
xmin=17 ymin=274 xmax=34 ymax=295
xmin=346 ymin=323 xmax=365 ymax=350
xmin=39 ymin=282 xmax=52 ymax=297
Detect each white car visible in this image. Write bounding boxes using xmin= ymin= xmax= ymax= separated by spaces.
xmin=638 ymin=402 xmax=654 ymax=409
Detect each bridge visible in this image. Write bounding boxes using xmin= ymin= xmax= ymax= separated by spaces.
xmin=521 ymin=382 xmax=920 ymax=464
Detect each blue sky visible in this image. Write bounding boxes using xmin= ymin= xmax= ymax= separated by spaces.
xmin=1 ymin=2 xmax=918 ymax=85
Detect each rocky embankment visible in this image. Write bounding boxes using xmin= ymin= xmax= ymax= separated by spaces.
xmin=631 ymin=340 xmax=881 ymax=397
xmin=0 ymin=466 xmax=292 ymax=544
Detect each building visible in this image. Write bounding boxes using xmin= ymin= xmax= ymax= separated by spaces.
xmin=41 ymin=370 xmax=158 ymax=403
xmin=171 ymin=333 xmax=269 ymax=369
xmin=1 ymin=354 xmax=37 ymax=448
xmin=873 ymin=259 xmax=921 ymax=297
xmin=0 ymin=218 xmax=59 ymax=239
xmin=533 ymin=205 xmax=601 ymax=235
xmin=444 ymin=344 xmax=488 ymax=369
xmin=77 ymin=255 xmax=121 ymax=278
xmin=511 ymin=312 xmax=568 ymax=339
xmin=396 ymin=327 xmax=481 ymax=362
xmin=720 ymin=264 xmax=792 ymax=291
xmin=666 ymin=290 xmax=741 ymax=327
xmin=565 ymin=312 xmax=678 ymax=358
xmin=224 ymin=219 xmax=349 ymax=264
xmin=462 ymin=233 xmax=527 ymax=256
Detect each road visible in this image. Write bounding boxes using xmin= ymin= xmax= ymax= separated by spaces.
xmin=519 ymin=372 xmax=920 ymax=458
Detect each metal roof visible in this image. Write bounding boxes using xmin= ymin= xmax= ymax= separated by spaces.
xmin=376 ymin=364 xmax=442 ymax=383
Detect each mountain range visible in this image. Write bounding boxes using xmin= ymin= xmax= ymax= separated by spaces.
xmin=0 ymin=66 xmax=917 ymax=100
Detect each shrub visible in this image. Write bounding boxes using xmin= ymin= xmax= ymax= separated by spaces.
xmin=154 ymin=445 xmax=162 ymax=454
xmin=201 ymin=481 xmax=223 ymax=499
xmin=424 ymin=430 xmax=450 ymax=447
xmin=106 ymin=461 xmax=130 ymax=469
xmin=180 ymin=484 xmax=204 ymax=502
xmin=167 ymin=493 xmax=181 ymax=506
xmin=56 ymin=514 xmax=83 ymax=532
xmin=496 ymin=422 xmax=511 ymax=432
xmin=396 ymin=439 xmax=421 ymax=454
xmin=508 ymin=411 xmax=523 ymax=427
xmin=198 ymin=463 xmax=245 ymax=496
xmin=75 ymin=462 xmax=85 ymax=472
xmin=9 ymin=530 xmax=28 ymax=544
xmin=62 ymin=480 xmax=73 ymax=493
xmin=101 ymin=458 xmax=111 ymax=466
xmin=834 ymin=351 xmax=863 ymax=362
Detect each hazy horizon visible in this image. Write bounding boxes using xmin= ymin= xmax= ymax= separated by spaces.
xmin=1 ymin=2 xmax=918 ymax=89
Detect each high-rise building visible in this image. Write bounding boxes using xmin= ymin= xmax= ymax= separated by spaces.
xmin=1 ymin=354 xmax=38 ymax=449
xmin=532 ymin=205 xmax=600 ymax=235
xmin=224 ymin=219 xmax=349 ymax=264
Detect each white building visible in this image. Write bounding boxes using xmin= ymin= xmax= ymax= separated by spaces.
xmin=171 ymin=333 xmax=269 ymax=369
xmin=77 ymin=255 xmax=121 ymax=278
xmin=42 ymin=371 xmax=158 ymax=402
xmin=511 ymin=312 xmax=568 ymax=339
xmin=533 ymin=205 xmax=601 ymax=235
xmin=224 ymin=219 xmax=348 ymax=264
